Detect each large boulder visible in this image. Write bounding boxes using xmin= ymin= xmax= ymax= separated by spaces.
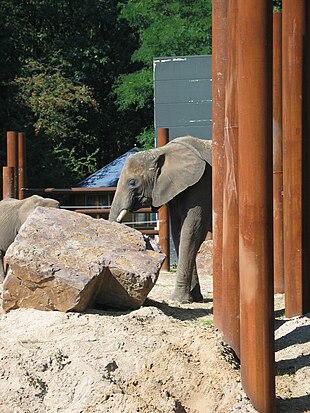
xmin=3 ymin=207 xmax=165 ymax=312
xmin=196 ymin=239 xmax=213 ymax=278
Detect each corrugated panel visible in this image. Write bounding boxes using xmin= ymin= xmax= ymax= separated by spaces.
xmin=154 ymin=55 xmax=212 ymax=141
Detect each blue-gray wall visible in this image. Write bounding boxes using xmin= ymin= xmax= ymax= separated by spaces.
xmin=154 ymin=55 xmax=212 ymax=144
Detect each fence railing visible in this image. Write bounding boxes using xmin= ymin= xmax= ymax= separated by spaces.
xmin=1 ymin=136 xmax=170 ymax=267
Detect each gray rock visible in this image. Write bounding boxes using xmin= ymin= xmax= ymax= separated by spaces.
xmin=3 ymin=207 xmax=165 ymax=312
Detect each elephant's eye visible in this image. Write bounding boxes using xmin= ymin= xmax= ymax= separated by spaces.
xmin=128 ymin=179 xmax=136 ymax=188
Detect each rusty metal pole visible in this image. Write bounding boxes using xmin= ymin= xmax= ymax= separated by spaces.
xmin=237 ymin=1 xmax=275 ymax=412
xmin=305 ymin=3 xmax=310 ymax=315
xmin=221 ymin=0 xmax=240 ymax=357
xmin=157 ymin=128 xmax=170 ymax=271
xmin=6 ymin=131 xmax=18 ymax=198
xmin=2 ymin=167 xmax=15 ymax=199
xmin=18 ymin=132 xmax=26 ymax=200
xmin=273 ymin=12 xmax=284 ymax=293
xmin=212 ymin=0 xmax=227 ymax=331
xmin=282 ymin=0 xmax=310 ymax=317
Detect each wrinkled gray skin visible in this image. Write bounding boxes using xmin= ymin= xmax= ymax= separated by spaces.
xmin=0 ymin=195 xmax=60 ymax=281
xmin=109 ymin=136 xmax=212 ymax=303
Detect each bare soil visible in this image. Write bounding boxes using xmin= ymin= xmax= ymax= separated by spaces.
xmin=0 ymin=270 xmax=309 ymax=413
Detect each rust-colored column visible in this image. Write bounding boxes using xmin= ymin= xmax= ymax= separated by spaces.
xmin=305 ymin=4 xmax=310 ymax=315
xmin=6 ymin=131 xmax=18 ymax=198
xmin=157 ymin=128 xmax=170 ymax=271
xmin=282 ymin=0 xmax=310 ymax=317
xmin=18 ymin=132 xmax=26 ymax=200
xmin=222 ymin=0 xmax=240 ymax=357
xmin=237 ymin=1 xmax=275 ymax=412
xmin=273 ymin=12 xmax=284 ymax=293
xmin=2 ymin=167 xmax=15 ymax=199
xmin=212 ymin=0 xmax=227 ymax=331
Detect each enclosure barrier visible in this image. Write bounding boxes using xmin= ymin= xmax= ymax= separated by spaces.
xmin=17 ymin=132 xmax=26 ymax=200
xmin=221 ymin=0 xmax=240 ymax=358
xmin=157 ymin=128 xmax=170 ymax=271
xmin=273 ymin=12 xmax=284 ymax=294
xmin=211 ymin=0 xmax=226 ymax=332
xmin=282 ymin=0 xmax=310 ymax=318
xmin=6 ymin=131 xmax=18 ymax=198
xmin=2 ymin=167 xmax=15 ymax=199
xmin=2 ymin=136 xmax=171 ymax=263
xmin=238 ymin=3 xmax=274 ymax=412
xmin=2 ymin=131 xmax=26 ymax=200
xmin=212 ymin=1 xmax=310 ymax=412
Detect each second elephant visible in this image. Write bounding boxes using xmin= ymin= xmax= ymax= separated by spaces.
xmin=0 ymin=195 xmax=60 ymax=281
xmin=109 ymin=136 xmax=212 ymax=303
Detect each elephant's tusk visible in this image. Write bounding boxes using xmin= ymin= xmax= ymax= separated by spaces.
xmin=116 ymin=209 xmax=128 ymax=223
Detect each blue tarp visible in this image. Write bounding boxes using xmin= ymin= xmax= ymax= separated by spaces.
xmin=78 ymin=147 xmax=140 ymax=188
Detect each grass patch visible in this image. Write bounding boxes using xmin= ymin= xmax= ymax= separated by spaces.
xmin=200 ymin=319 xmax=213 ymax=327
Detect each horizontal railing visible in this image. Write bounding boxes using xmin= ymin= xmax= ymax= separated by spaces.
xmin=23 ymin=187 xmax=159 ymax=236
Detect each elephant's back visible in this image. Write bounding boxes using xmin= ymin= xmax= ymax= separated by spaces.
xmin=0 ymin=199 xmax=20 ymax=251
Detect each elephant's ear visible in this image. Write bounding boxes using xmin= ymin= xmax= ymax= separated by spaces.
xmin=152 ymin=144 xmax=206 ymax=207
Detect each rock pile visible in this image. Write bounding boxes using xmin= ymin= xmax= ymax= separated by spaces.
xmin=3 ymin=207 xmax=165 ymax=312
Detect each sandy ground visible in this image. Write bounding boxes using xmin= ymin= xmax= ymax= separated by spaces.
xmin=0 ymin=269 xmax=309 ymax=413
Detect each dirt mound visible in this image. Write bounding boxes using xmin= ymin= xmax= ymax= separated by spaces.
xmin=0 ymin=272 xmax=309 ymax=413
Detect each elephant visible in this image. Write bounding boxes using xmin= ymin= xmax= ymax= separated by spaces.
xmin=0 ymin=195 xmax=60 ymax=281
xmin=109 ymin=136 xmax=212 ymax=303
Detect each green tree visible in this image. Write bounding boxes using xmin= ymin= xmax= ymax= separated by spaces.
xmin=0 ymin=0 xmax=141 ymax=187
xmin=114 ymin=0 xmax=212 ymax=148
xmin=273 ymin=0 xmax=282 ymax=11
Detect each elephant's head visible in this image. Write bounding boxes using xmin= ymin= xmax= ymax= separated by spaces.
xmin=109 ymin=151 xmax=158 ymax=222
xmin=18 ymin=195 xmax=60 ymax=226
xmin=109 ymin=137 xmax=210 ymax=223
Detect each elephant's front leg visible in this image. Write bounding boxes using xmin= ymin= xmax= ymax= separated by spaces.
xmin=190 ymin=262 xmax=203 ymax=302
xmin=170 ymin=207 xmax=205 ymax=303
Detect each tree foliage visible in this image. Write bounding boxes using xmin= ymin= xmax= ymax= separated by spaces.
xmin=0 ymin=0 xmax=141 ymax=187
xmin=0 ymin=0 xmax=281 ymax=189
xmin=273 ymin=0 xmax=282 ymax=11
xmin=114 ymin=0 xmax=212 ymax=148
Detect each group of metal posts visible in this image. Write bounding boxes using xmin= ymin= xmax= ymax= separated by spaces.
xmin=212 ymin=1 xmax=310 ymax=411
xmin=2 ymin=131 xmax=26 ymax=200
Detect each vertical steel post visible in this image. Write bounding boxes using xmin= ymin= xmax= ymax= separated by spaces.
xmin=304 ymin=3 xmax=310 ymax=315
xmin=282 ymin=0 xmax=310 ymax=317
xmin=18 ymin=132 xmax=26 ymax=200
xmin=6 ymin=131 xmax=18 ymax=198
xmin=2 ymin=167 xmax=15 ymax=199
xmin=212 ymin=0 xmax=227 ymax=331
xmin=222 ymin=0 xmax=240 ymax=357
xmin=238 ymin=1 xmax=275 ymax=412
xmin=157 ymin=128 xmax=170 ymax=271
xmin=273 ymin=12 xmax=284 ymax=294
